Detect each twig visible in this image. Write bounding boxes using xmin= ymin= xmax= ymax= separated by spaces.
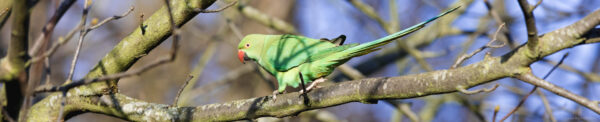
xmin=452 ymin=23 xmax=506 ymax=69
xmin=1 ymin=108 xmax=15 ymax=122
xmin=399 ymin=103 xmax=419 ymax=122
xmin=237 ymin=3 xmax=298 ymax=34
xmin=492 ymin=105 xmax=499 ymax=122
xmin=388 ymin=0 xmax=399 ymax=33
xmin=456 ymin=84 xmax=500 ymax=95
xmin=172 ymin=76 xmax=193 ymax=107
xmin=0 ymin=7 xmax=10 ymax=29
xmin=65 ymin=0 xmax=93 ymax=83
xmin=457 ymin=16 xmax=489 ymax=54
xmin=226 ymin=18 xmax=243 ymax=40
xmin=29 ymin=6 xmax=134 ymax=64
xmin=194 ymin=1 xmax=237 ymax=13
xmin=347 ymin=0 xmax=391 ymax=32
xmin=57 ymin=1 xmax=93 ymax=121
xmin=536 ymin=89 xmax=556 ymax=122
xmin=34 ymin=56 xmax=172 ymax=93
xmin=337 ymin=64 xmax=365 ymax=80
xmin=164 ymin=0 xmax=179 ymax=60
xmin=0 ymin=7 xmax=9 ymax=17
xmin=517 ymin=0 xmax=540 ymax=50
xmin=532 ymin=0 xmax=543 ymax=12
xmin=28 ymin=0 xmax=76 ymax=56
xmin=542 ymin=59 xmax=600 ymax=82
xmin=483 ymin=0 xmax=516 ymax=48
xmin=139 ymin=13 xmax=147 ymax=35
xmin=176 ymin=42 xmax=217 ymax=106
xmin=43 ymin=56 xmax=51 ymax=85
xmin=184 ymin=65 xmax=256 ymax=100
xmin=500 ymin=53 xmax=568 ymax=122
xmin=89 ymin=7 xmax=134 ymax=29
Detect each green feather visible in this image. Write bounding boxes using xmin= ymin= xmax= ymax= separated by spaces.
xmin=237 ymin=6 xmax=460 ymax=92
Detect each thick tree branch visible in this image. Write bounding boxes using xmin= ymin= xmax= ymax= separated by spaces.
xmin=2 ymin=0 xmax=32 ymax=120
xmin=30 ymin=57 xmax=518 ymax=121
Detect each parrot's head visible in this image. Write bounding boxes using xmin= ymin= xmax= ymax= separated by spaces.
xmin=237 ymin=34 xmax=266 ymax=64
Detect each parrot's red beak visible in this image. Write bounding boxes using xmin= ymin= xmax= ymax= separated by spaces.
xmin=238 ymin=50 xmax=246 ymax=64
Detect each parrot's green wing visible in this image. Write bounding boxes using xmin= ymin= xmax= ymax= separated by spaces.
xmin=264 ymin=34 xmax=340 ymax=72
xmin=307 ymin=44 xmax=358 ymax=62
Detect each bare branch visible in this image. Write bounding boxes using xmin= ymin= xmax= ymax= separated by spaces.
xmin=28 ymin=0 xmax=76 ymax=57
xmin=226 ymin=18 xmax=243 ymax=40
xmin=399 ymin=103 xmax=419 ymax=122
xmin=1 ymin=108 xmax=15 ymax=122
xmin=29 ymin=6 xmax=134 ymax=64
xmin=164 ymin=0 xmax=179 ymax=60
xmin=0 ymin=5 xmax=11 ymax=28
xmin=347 ymin=0 xmax=390 ymax=32
xmin=542 ymin=59 xmax=600 ymax=82
xmin=536 ymin=90 xmax=556 ymax=122
xmin=139 ymin=13 xmax=146 ymax=35
xmin=195 ymin=1 xmax=237 ymax=13
xmin=501 ymin=53 xmax=568 ymax=121
xmin=452 ymin=23 xmax=505 ymax=69
xmin=514 ymin=72 xmax=600 ymax=115
xmin=172 ymin=76 xmax=193 ymax=107
xmin=66 ymin=0 xmax=93 ymax=83
xmin=237 ymin=4 xmax=298 ymax=34
xmin=177 ymin=42 xmax=217 ymax=106
xmin=532 ymin=0 xmax=543 ymax=11
xmin=517 ymin=0 xmax=540 ymax=50
xmin=34 ymin=56 xmax=172 ymax=93
xmin=0 ymin=7 xmax=9 ymax=18
xmin=89 ymin=6 xmax=134 ymax=29
xmin=483 ymin=0 xmax=517 ymax=48
xmin=492 ymin=105 xmax=499 ymax=122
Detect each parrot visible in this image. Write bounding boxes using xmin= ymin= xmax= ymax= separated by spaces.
xmin=237 ymin=6 xmax=460 ymax=99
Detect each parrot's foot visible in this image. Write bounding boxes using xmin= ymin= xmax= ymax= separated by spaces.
xmin=272 ymin=90 xmax=282 ymax=100
xmin=299 ymin=78 xmax=326 ymax=94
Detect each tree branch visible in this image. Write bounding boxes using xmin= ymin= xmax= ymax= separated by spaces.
xmin=237 ymin=3 xmax=298 ymax=34
xmin=517 ymin=0 xmax=540 ymax=50
xmin=2 ymin=0 xmax=32 ymax=120
xmin=515 ymin=73 xmax=600 ymax=113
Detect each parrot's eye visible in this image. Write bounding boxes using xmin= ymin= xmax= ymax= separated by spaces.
xmin=245 ymin=43 xmax=250 ymax=48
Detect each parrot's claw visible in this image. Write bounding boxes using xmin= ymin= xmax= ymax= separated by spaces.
xmin=272 ymin=90 xmax=282 ymax=100
xmin=299 ymin=78 xmax=326 ymax=94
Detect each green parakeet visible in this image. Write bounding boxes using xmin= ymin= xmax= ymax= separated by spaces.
xmin=237 ymin=7 xmax=459 ymax=95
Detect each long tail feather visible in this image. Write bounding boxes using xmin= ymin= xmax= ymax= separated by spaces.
xmin=342 ymin=6 xmax=461 ymax=58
